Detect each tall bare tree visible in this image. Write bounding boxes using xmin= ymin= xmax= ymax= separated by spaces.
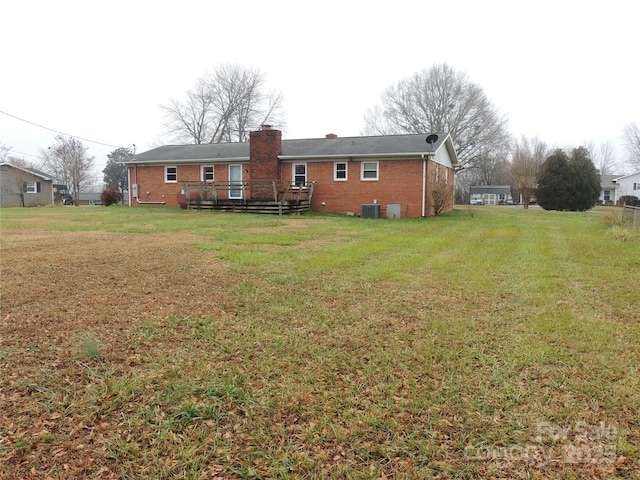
xmin=41 ymin=136 xmax=95 ymax=206
xmin=161 ymin=63 xmax=286 ymax=144
xmin=622 ymin=122 xmax=640 ymax=171
xmin=509 ymin=136 xmax=549 ymax=209
xmin=363 ymin=63 xmax=511 ymax=170
xmin=585 ymin=140 xmax=619 ymax=176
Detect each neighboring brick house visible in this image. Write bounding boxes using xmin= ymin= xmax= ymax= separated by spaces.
xmin=122 ymin=127 xmax=458 ymax=217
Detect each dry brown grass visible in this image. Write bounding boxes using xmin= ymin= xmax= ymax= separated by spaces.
xmin=1 ymin=207 xmax=638 ymax=479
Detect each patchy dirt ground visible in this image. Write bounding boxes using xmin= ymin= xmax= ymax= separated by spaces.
xmin=1 ymin=230 xmax=234 ymax=328
xmin=1 ymin=230 xmax=237 ymax=479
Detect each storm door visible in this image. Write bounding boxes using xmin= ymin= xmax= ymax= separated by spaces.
xmin=229 ymin=165 xmax=243 ymax=199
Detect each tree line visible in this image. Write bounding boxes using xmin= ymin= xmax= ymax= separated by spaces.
xmin=160 ymin=62 xmax=639 ymax=210
xmin=2 ymin=62 xmax=639 ymax=207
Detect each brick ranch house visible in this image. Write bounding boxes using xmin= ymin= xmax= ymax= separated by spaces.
xmin=122 ymin=126 xmax=459 ymax=218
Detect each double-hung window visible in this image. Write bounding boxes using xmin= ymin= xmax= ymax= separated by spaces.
xmin=293 ymin=163 xmax=307 ymax=187
xmin=24 ymin=182 xmax=40 ymax=193
xmin=361 ymin=161 xmax=378 ymax=181
xmin=201 ymin=165 xmax=214 ymax=182
xmin=165 ymin=166 xmax=177 ymax=183
xmin=334 ymin=162 xmax=347 ymax=181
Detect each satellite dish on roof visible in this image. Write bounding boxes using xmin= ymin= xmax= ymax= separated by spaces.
xmin=425 ymin=134 xmax=439 ymax=145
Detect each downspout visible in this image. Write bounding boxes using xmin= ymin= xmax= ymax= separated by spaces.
xmin=421 ymin=154 xmax=427 ymax=217
xmin=127 ymin=166 xmax=133 ymax=207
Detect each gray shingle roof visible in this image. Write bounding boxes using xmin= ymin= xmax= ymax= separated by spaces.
xmin=470 ymin=185 xmax=512 ymax=194
xmin=127 ymin=133 xmax=454 ymax=164
xmin=0 ymin=162 xmax=55 ymax=180
xmin=600 ymin=174 xmax=620 ymax=188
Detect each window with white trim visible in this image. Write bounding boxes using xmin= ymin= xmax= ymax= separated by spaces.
xmin=361 ymin=161 xmax=378 ymax=181
xmin=165 ymin=166 xmax=177 ymax=183
xmin=293 ymin=163 xmax=307 ymax=187
xmin=201 ymin=165 xmax=214 ymax=182
xmin=334 ymin=162 xmax=347 ymax=181
xmin=24 ymin=182 xmax=41 ymax=193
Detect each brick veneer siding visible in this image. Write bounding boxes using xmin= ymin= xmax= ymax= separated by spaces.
xmin=128 ymin=163 xmax=245 ymax=206
xmin=282 ymin=157 xmax=454 ymax=217
xmin=129 ymin=158 xmax=454 ymax=215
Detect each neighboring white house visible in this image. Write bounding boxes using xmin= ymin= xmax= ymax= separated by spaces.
xmin=599 ymin=175 xmax=619 ymax=205
xmin=612 ymin=172 xmax=640 ymax=203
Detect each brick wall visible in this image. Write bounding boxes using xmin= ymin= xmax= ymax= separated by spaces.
xmin=129 ymin=162 xmax=252 ymax=207
xmin=129 ymin=158 xmax=455 ymax=215
xmin=282 ymin=157 xmax=453 ymax=217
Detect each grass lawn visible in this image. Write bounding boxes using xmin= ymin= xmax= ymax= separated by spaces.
xmin=0 ymin=206 xmax=638 ymax=479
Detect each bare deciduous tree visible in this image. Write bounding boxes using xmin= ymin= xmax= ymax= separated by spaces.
xmin=510 ymin=136 xmax=549 ymax=209
xmin=622 ymin=122 xmax=640 ymax=171
xmin=363 ymin=63 xmax=511 ymax=170
xmin=41 ymin=136 xmax=95 ymax=206
xmin=161 ymin=63 xmax=286 ymax=144
xmin=585 ymin=140 xmax=619 ymax=176
xmin=470 ymin=146 xmax=512 ymax=186
xmin=0 ymin=143 xmax=11 ymax=162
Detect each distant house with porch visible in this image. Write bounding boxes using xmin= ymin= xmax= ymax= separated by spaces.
xmin=599 ymin=175 xmax=619 ymax=205
xmin=121 ymin=127 xmax=459 ymax=218
xmin=469 ymin=185 xmax=514 ymax=206
xmin=0 ymin=162 xmax=55 ymax=207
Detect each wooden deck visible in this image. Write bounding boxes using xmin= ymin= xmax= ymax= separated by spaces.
xmin=181 ymin=181 xmax=315 ymax=215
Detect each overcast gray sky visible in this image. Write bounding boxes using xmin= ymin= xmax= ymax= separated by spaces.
xmin=2 ymin=0 xmax=638 ymax=178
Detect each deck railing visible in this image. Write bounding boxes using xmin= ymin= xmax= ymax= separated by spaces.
xmin=181 ymin=180 xmax=316 ymax=214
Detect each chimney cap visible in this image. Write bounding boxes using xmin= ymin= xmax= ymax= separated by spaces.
xmin=261 ymin=124 xmax=272 ymax=130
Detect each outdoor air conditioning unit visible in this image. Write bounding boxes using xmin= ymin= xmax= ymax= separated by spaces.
xmin=361 ymin=203 xmax=380 ymax=219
